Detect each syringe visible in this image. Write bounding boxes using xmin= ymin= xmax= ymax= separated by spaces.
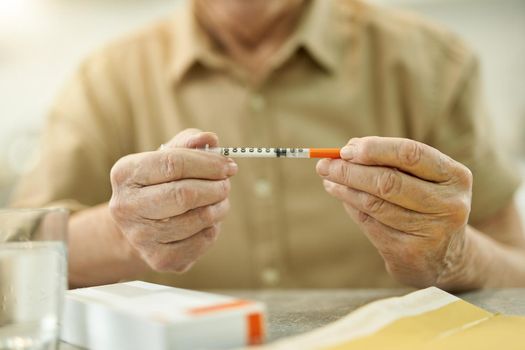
xmin=197 ymin=146 xmax=341 ymax=159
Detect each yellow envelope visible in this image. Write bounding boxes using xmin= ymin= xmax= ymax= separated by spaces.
xmin=248 ymin=287 xmax=525 ymax=350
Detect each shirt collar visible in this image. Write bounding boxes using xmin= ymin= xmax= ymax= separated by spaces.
xmin=168 ymin=1 xmax=210 ymax=84
xmin=168 ymin=0 xmax=344 ymax=85
xmin=297 ymin=0 xmax=342 ymax=73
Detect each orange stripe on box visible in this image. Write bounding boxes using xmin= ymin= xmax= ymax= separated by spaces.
xmin=187 ymin=300 xmax=253 ymax=315
xmin=309 ymin=148 xmax=341 ymax=159
xmin=247 ymin=312 xmax=264 ymax=345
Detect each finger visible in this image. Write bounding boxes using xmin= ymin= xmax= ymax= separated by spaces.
xmin=143 ymin=225 xmax=220 ymax=273
xmin=323 ymin=180 xmax=437 ymax=236
xmin=150 ymin=199 xmax=230 ymax=243
xmin=129 ymin=200 xmax=229 ymax=243
xmin=318 ymin=159 xmax=452 ymax=213
xmin=165 ymin=128 xmax=219 ymax=149
xmin=341 ymin=202 xmax=408 ymax=252
xmin=342 ymin=202 xmax=439 ymax=286
xmin=134 ymin=178 xmax=230 ymax=219
xmin=113 ymin=149 xmax=237 ymax=186
xmin=340 ymin=137 xmax=459 ymax=183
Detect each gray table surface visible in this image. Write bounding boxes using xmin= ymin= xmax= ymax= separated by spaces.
xmin=60 ymin=288 xmax=525 ymax=349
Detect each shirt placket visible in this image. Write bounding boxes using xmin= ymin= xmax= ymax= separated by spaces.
xmin=245 ymin=88 xmax=284 ymax=288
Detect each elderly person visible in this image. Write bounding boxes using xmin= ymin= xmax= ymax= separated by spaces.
xmin=11 ymin=0 xmax=525 ymax=291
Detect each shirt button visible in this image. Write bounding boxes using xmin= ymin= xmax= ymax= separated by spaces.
xmin=261 ymin=268 xmax=280 ymax=287
xmin=254 ymin=179 xmax=272 ymax=198
xmin=250 ymin=94 xmax=266 ymax=112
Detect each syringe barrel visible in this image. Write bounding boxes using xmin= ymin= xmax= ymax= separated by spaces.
xmin=203 ymin=147 xmax=311 ymax=158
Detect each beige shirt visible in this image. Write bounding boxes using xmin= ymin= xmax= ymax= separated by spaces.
xmin=10 ymin=0 xmax=521 ymax=289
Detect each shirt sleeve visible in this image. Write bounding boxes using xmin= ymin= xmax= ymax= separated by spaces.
xmin=427 ymin=48 xmax=521 ymax=224
xmin=9 ymin=51 xmax=133 ymax=212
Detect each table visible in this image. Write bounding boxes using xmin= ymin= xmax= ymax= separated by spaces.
xmin=59 ymin=288 xmax=525 ymax=349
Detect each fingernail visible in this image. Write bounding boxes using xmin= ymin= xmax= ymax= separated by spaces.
xmin=322 ymin=179 xmax=333 ymax=190
xmin=341 ymin=144 xmax=356 ymax=160
xmin=316 ymin=159 xmax=330 ymax=176
xmin=227 ymin=161 xmax=238 ymax=175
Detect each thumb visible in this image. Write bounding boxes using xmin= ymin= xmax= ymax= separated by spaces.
xmin=164 ymin=128 xmax=219 ymax=149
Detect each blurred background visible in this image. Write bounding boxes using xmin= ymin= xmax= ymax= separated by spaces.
xmin=1 ymin=0 xmax=524 ymax=215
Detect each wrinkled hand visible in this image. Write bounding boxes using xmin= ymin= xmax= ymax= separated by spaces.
xmin=109 ymin=129 xmax=237 ymax=273
xmin=316 ymin=137 xmax=473 ymax=287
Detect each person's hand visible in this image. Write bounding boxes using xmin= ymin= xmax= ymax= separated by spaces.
xmin=109 ymin=129 xmax=237 ymax=273
xmin=316 ymin=137 xmax=473 ymax=288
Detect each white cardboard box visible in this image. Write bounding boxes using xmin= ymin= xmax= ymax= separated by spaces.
xmin=61 ymin=281 xmax=266 ymax=350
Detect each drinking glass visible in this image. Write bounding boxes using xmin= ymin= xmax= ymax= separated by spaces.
xmin=0 ymin=208 xmax=68 ymax=350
